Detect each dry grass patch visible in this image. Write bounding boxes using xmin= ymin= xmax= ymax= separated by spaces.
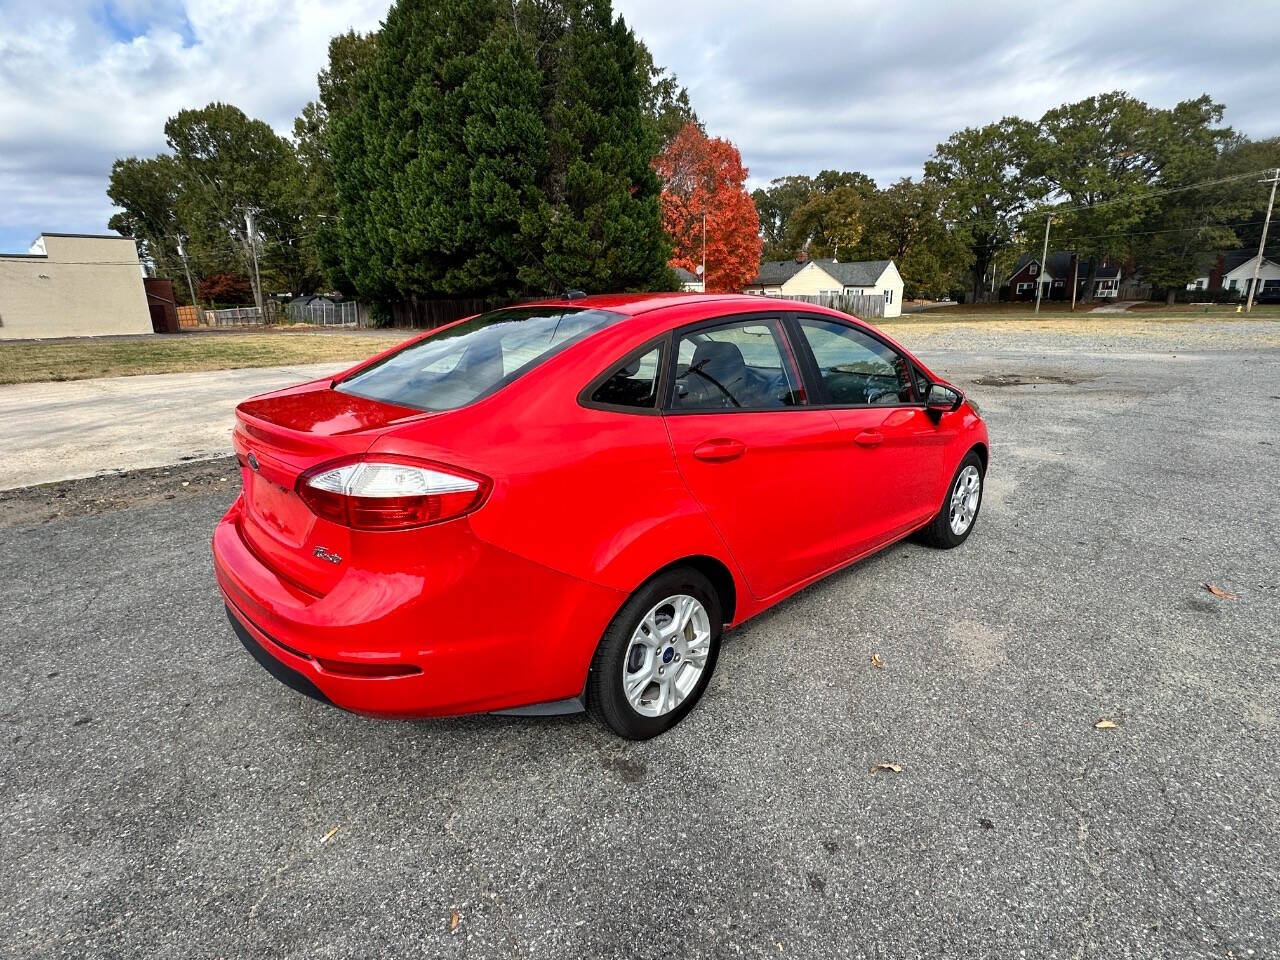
xmin=0 ymin=331 xmax=406 ymax=385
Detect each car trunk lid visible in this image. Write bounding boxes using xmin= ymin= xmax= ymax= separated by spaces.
xmin=232 ymin=383 xmax=426 ymax=594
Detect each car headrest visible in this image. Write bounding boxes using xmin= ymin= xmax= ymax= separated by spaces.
xmin=690 ymin=340 xmax=746 ymax=376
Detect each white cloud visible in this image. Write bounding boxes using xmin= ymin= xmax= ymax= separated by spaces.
xmin=0 ymin=0 xmax=386 ymax=249
xmin=615 ymin=0 xmax=1280 ymax=189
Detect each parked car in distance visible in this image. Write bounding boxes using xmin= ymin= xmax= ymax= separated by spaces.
xmin=213 ymin=293 xmax=989 ymax=739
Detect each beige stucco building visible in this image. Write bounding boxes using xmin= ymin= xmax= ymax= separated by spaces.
xmin=0 ymin=233 xmax=151 ymax=339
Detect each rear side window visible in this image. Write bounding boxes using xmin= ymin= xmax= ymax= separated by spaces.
xmin=337 ymin=307 xmax=622 ymax=411
xmin=590 ymin=345 xmax=663 ymax=409
xmin=672 ymin=319 xmax=804 ymax=410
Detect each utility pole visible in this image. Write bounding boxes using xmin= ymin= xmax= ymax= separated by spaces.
xmin=176 ymin=237 xmax=199 ymax=316
xmin=701 ymin=210 xmax=707 ymax=293
xmin=1070 ymin=251 xmax=1079 ymax=311
xmin=1245 ymin=168 xmax=1279 ymax=313
xmin=1034 ymin=213 xmax=1052 ymax=315
xmin=243 ymin=209 xmax=265 ymax=315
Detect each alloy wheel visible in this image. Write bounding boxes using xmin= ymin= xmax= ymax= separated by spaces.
xmin=949 ymin=464 xmax=981 ymax=535
xmin=621 ymin=594 xmax=712 ymax=718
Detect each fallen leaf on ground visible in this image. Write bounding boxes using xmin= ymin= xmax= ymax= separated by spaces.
xmin=871 ymin=762 xmax=903 ymax=774
xmin=1094 ymin=719 xmax=1118 ymax=730
xmin=181 ymin=481 xmax=190 ymax=488
xmin=450 ymin=910 xmax=460 ymax=932
xmin=320 ymin=825 xmax=340 ymax=844
xmin=870 ymin=653 xmax=884 ymax=669
xmin=1204 ymin=583 xmax=1238 ymax=600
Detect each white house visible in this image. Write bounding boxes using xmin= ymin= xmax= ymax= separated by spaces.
xmin=671 ymin=266 xmax=704 ymax=293
xmin=1 ymin=233 xmax=151 ymax=339
xmin=1188 ymin=253 xmax=1280 ymax=299
xmin=742 ymin=258 xmax=904 ymax=317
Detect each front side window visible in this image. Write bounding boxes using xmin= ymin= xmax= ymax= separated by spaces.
xmin=338 ymin=307 xmax=621 ymax=411
xmin=671 ymin=320 xmax=803 ymax=410
xmin=590 ymin=345 xmax=663 ymax=409
xmin=795 ymin=318 xmax=912 ymax=406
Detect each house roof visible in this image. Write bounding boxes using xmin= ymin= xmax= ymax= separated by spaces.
xmin=812 ymin=259 xmax=893 ymax=287
xmin=749 ymin=258 xmax=892 ymax=287
xmin=1010 ymin=253 xmax=1048 ymax=279
xmin=1221 ymin=250 xmax=1257 ymax=274
xmin=751 ymin=260 xmax=808 ymax=285
xmin=1222 ymin=252 xmax=1279 ymax=277
xmin=1009 ymin=252 xmax=1121 ymax=282
xmin=671 ymin=266 xmax=701 ymax=284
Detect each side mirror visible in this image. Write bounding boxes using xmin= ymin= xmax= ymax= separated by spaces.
xmin=926 ymin=383 xmax=963 ymax=413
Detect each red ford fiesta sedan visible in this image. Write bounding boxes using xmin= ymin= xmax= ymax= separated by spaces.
xmin=214 ymin=294 xmax=988 ymax=739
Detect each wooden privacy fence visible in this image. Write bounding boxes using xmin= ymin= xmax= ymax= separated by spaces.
xmin=780 ymin=292 xmax=886 ymax=318
xmin=390 ymin=297 xmax=508 ymax=329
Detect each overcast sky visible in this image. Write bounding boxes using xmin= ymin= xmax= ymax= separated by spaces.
xmin=2 ymin=0 xmax=1278 ymax=253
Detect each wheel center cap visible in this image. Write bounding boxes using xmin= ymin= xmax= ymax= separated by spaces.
xmin=662 ymin=646 xmax=675 ymax=664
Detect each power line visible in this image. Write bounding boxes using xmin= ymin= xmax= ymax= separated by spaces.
xmin=945 ymin=168 xmax=1276 ymax=233
xmin=1031 ymin=218 xmax=1279 ymax=247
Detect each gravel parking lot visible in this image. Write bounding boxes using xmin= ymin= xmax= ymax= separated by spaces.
xmin=2 ymin=322 xmax=1277 ymax=959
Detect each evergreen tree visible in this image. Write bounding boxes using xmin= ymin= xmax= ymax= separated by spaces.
xmin=330 ymin=0 xmax=672 ymax=303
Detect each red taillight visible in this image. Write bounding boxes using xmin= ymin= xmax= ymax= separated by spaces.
xmin=297 ymin=457 xmax=490 ymax=531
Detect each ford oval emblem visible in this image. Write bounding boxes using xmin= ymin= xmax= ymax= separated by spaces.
xmin=247 ymin=451 xmax=260 ymax=472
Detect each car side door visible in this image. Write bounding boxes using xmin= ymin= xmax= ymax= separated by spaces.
xmin=787 ymin=313 xmax=947 ymax=555
xmin=661 ymin=314 xmax=853 ymax=601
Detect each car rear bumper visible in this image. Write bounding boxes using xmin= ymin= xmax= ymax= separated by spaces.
xmin=213 ymin=495 xmax=625 ymax=717
xmin=224 ymin=603 xmax=329 ymax=704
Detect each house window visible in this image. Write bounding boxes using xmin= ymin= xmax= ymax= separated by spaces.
xmin=884 ymin=289 xmax=893 ymax=304
xmin=1029 ymin=263 xmax=1038 ymax=276
xmin=1053 ymin=280 xmax=1063 ymax=286
xmin=1195 ymin=280 xmax=1204 ymax=290
xmin=1229 ymin=279 xmax=1238 ymax=290
xmin=1016 ymin=282 xmax=1032 ymax=293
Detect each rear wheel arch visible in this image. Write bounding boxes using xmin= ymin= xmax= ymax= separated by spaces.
xmin=647 ymin=555 xmax=738 ymax=627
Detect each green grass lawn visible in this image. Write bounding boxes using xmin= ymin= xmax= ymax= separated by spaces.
xmin=0 ymin=330 xmax=406 ymax=386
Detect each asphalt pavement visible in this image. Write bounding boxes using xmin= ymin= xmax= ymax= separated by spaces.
xmin=1 ymin=322 xmax=1277 ymax=958
xmin=0 ymin=363 xmax=344 ymax=490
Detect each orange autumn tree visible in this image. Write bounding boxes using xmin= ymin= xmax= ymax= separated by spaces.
xmin=656 ymin=123 xmax=762 ymax=293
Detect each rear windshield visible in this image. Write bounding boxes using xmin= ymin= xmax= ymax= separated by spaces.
xmin=336 ymin=306 xmax=622 ymax=411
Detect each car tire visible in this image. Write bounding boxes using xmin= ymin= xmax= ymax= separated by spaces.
xmin=586 ymin=567 xmax=723 ymax=740
xmin=919 ymin=450 xmax=985 ymax=549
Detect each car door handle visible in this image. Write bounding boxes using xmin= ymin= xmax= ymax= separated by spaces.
xmin=853 ymin=429 xmax=884 ymax=447
xmin=693 ymin=438 xmax=746 ymax=462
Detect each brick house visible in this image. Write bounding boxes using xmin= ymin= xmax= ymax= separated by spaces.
xmin=1007 ymin=252 xmax=1122 ymax=301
